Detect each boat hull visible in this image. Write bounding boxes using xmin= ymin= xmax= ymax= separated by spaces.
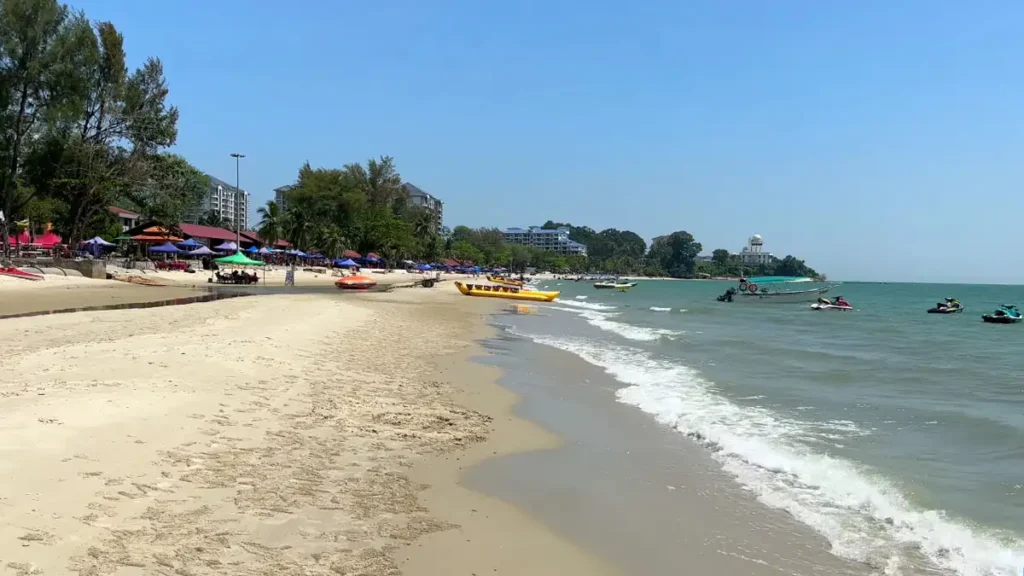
xmin=487 ymin=276 xmax=525 ymax=287
xmin=811 ymin=303 xmax=853 ymax=311
xmin=734 ymin=287 xmax=831 ymax=303
xmin=456 ymin=282 xmax=558 ymax=302
xmin=982 ymin=315 xmax=1021 ymax=324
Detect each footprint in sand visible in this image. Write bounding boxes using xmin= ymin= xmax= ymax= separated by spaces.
xmin=17 ymin=529 xmax=54 ymax=546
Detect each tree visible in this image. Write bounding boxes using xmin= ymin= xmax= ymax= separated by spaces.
xmin=450 ymin=239 xmax=483 ymax=265
xmin=648 ymin=231 xmax=702 ymax=278
xmin=712 ymin=248 xmax=730 ymax=265
xmin=120 ymin=153 xmax=207 ymax=224
xmin=198 ymin=210 xmax=225 ymax=227
xmin=256 ymin=200 xmax=283 ymax=247
xmin=0 ymin=0 xmax=92 ymax=258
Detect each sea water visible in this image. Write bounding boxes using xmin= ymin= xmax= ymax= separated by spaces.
xmin=503 ymin=280 xmax=1024 ymax=576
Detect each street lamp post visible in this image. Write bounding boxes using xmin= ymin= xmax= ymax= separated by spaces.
xmin=230 ymin=153 xmax=245 ymax=249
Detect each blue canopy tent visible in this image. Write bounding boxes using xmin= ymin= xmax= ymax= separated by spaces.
xmin=83 ymin=236 xmax=115 ymax=247
xmin=417 ymin=264 xmax=432 ymax=271
xmin=187 ymin=246 xmax=216 ymax=256
xmin=177 ymin=238 xmax=203 ymax=249
xmin=257 ymin=247 xmax=274 ymax=255
xmin=244 ymin=245 xmax=259 ymax=253
xmin=286 ymin=249 xmax=309 ymax=257
xmin=334 ymin=258 xmax=358 ymax=268
xmin=148 ymin=242 xmax=180 ymax=254
xmin=82 ymin=236 xmax=116 ymax=258
xmin=214 ymin=241 xmax=238 ymax=252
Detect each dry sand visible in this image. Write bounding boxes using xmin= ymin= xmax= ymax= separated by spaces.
xmin=125 ymin=267 xmax=453 ymax=289
xmin=0 ymin=284 xmax=613 ymax=575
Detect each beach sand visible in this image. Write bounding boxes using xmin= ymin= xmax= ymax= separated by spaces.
xmin=0 ymin=284 xmax=613 ymax=574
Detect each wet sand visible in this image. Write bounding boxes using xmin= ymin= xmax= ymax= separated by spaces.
xmin=0 ymin=281 xmax=203 ymax=317
xmin=465 ymin=330 xmax=874 ymax=576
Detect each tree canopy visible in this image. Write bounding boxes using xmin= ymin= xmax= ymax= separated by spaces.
xmin=0 ymin=0 xmax=206 ymax=257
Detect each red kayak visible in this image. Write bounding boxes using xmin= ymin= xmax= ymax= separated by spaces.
xmin=0 ymin=267 xmax=43 ymax=281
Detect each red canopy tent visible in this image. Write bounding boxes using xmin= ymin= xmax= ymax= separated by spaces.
xmin=34 ymin=231 xmax=62 ymax=248
xmin=5 ymin=230 xmax=30 ymax=246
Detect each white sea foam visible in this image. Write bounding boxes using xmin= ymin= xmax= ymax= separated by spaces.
xmin=557 ymin=299 xmax=617 ymax=311
xmin=650 ymin=306 xmax=672 ymax=312
xmin=575 ymin=295 xmax=589 ymax=300
xmin=510 ymin=330 xmax=1024 ymax=576
xmin=574 ymin=310 xmax=683 ymax=341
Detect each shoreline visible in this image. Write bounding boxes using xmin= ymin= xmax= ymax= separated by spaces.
xmin=394 ymin=317 xmax=617 ymax=574
xmin=464 ymin=328 xmax=877 ymax=575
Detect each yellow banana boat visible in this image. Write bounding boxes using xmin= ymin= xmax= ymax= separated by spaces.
xmin=487 ymin=275 xmax=525 ymax=287
xmin=456 ymin=282 xmax=559 ymax=302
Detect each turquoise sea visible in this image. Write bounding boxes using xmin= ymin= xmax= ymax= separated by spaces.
xmin=502 ymin=279 xmax=1024 ymax=576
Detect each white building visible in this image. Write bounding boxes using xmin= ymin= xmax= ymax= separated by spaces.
xmin=501 ymin=226 xmax=588 ymax=256
xmin=402 ymin=182 xmax=443 ymax=233
xmin=737 ymin=234 xmax=774 ymax=265
xmin=273 ymin=184 xmax=293 ymax=213
xmin=185 ymin=175 xmax=250 ymax=229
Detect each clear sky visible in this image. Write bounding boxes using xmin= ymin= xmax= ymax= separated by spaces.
xmin=74 ymin=0 xmax=1023 ymax=283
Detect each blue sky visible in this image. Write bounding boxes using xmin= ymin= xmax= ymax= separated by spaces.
xmin=75 ymin=0 xmax=1023 ymax=282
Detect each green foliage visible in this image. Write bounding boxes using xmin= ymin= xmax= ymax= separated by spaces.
xmin=0 ymin=1 xmax=194 ymax=255
xmin=648 ymin=231 xmax=702 ymax=278
xmin=199 ymin=210 xmax=226 ymax=228
xmin=256 ymin=200 xmax=283 ymax=247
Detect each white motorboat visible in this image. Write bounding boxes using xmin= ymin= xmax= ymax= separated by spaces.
xmin=718 ymin=276 xmax=833 ymax=303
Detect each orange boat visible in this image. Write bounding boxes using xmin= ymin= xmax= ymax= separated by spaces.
xmin=335 ymin=274 xmax=377 ymax=290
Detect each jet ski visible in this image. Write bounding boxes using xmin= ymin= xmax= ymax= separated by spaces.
xmin=811 ymin=296 xmax=853 ymax=311
xmin=982 ymin=305 xmax=1021 ymax=324
xmin=928 ymin=298 xmax=963 ymax=314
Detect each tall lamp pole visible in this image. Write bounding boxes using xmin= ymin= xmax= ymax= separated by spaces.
xmin=230 ymin=153 xmax=245 ymax=249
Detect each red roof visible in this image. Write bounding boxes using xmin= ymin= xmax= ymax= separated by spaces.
xmin=343 ymin=249 xmax=361 ymax=258
xmin=178 ymin=223 xmax=238 ymax=242
xmin=239 ymin=230 xmax=291 ymax=247
xmin=109 ymin=205 xmax=140 ymax=218
xmin=443 ymin=258 xmax=461 ymax=267
xmin=366 ymin=252 xmax=381 ymax=259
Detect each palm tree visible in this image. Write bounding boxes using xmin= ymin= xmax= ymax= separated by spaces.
xmin=283 ymin=207 xmax=313 ymax=251
xmin=313 ymin=224 xmax=347 ymax=259
xmin=256 ymin=200 xmax=283 ymax=247
xmin=198 ymin=211 xmax=226 ymax=228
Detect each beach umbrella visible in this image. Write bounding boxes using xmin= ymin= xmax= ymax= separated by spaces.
xmin=333 ymin=258 xmax=358 ymax=268
xmin=213 ymin=241 xmax=238 ymax=251
xmin=257 ymin=247 xmax=274 ymax=255
xmin=214 ymin=251 xmax=265 ymax=266
xmin=148 ymin=242 xmax=180 ymax=254
xmin=187 ymin=246 xmax=216 ymax=256
xmin=177 ymin=238 xmax=203 ymax=248
xmin=244 ymin=245 xmax=259 ymax=253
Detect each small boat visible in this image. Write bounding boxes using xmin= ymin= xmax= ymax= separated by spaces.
xmin=456 ymin=281 xmax=559 ymax=302
xmin=595 ymin=279 xmax=636 ymax=290
xmin=724 ymin=276 xmax=833 ymax=303
xmin=811 ymin=297 xmax=853 ymax=311
xmin=487 ymin=275 xmax=525 ymax=287
xmin=335 ymin=274 xmax=377 ymax=290
xmin=982 ymin=305 xmax=1021 ymax=324
xmin=927 ymin=298 xmax=963 ymax=314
